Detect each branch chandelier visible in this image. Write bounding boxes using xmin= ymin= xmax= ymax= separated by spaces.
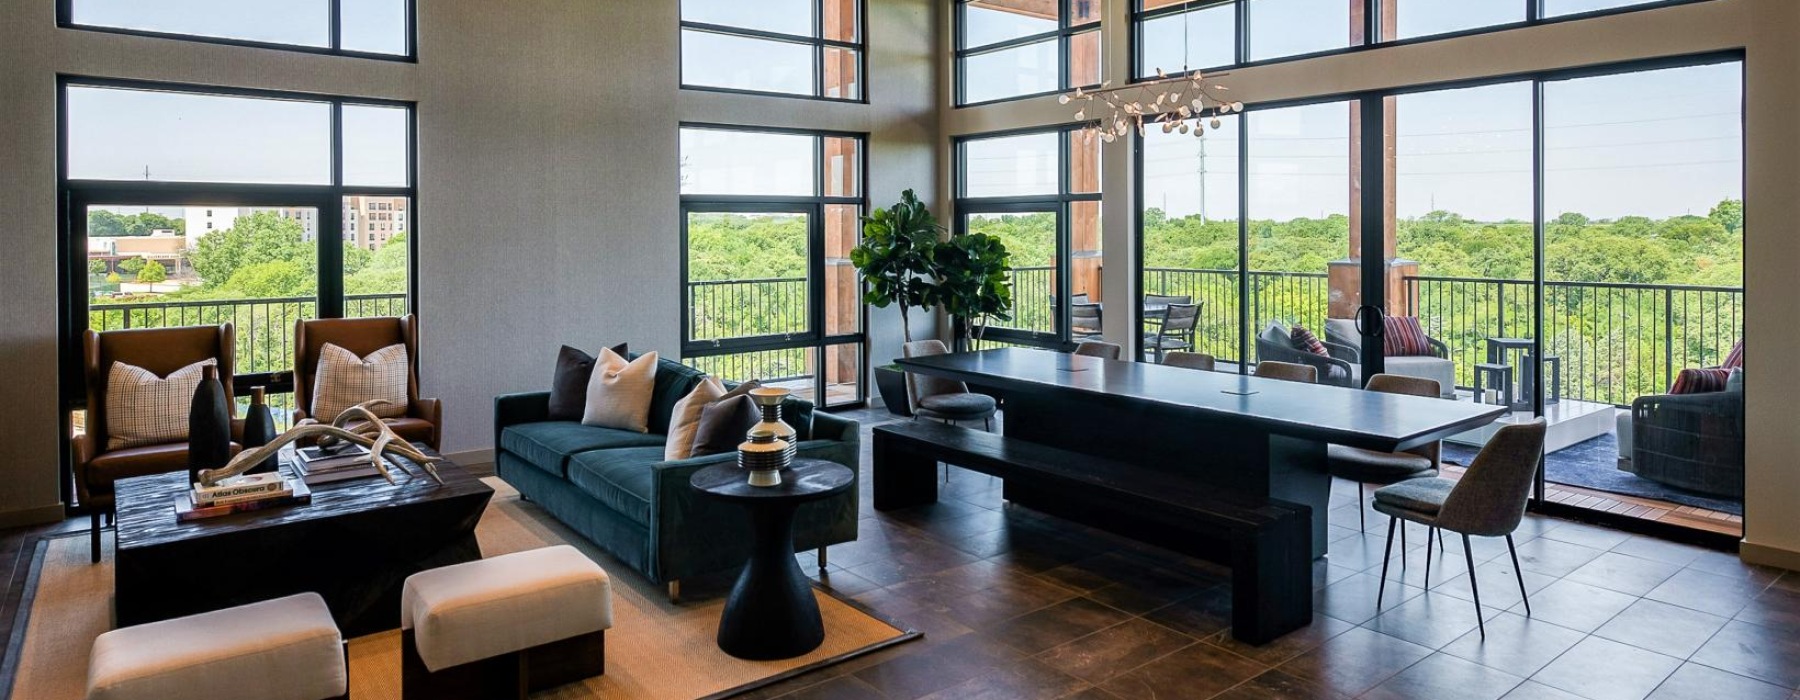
xmin=1059 ymin=1 xmax=1242 ymax=143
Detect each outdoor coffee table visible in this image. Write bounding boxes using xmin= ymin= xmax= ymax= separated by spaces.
xmin=113 ymin=448 xmax=493 ymax=637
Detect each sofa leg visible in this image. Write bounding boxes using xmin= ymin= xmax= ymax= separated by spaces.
xmin=667 ymin=580 xmax=681 ymax=605
xmin=90 ymin=512 xmax=102 ymax=564
xmin=817 ymin=547 xmax=828 ymax=574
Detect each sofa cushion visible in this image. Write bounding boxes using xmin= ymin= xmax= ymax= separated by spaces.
xmin=566 ymin=446 xmax=666 ymax=526
xmin=500 ymin=422 xmax=666 ymax=478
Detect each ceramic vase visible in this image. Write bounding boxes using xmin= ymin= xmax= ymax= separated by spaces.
xmin=241 ymin=386 xmax=279 ymax=475
xmin=737 ymin=429 xmax=789 ymax=487
xmin=186 ymin=365 xmax=233 ymax=485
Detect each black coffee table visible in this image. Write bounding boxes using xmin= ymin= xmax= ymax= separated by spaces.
xmin=113 ymin=449 xmax=493 ymax=636
xmin=691 ymin=459 xmax=855 ymax=660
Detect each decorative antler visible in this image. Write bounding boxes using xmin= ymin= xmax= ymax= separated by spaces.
xmin=197 ymin=400 xmax=444 ymax=486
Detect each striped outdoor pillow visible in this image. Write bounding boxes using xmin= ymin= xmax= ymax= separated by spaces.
xmin=1382 ymin=316 xmax=1432 ymax=357
xmin=105 ymin=358 xmax=216 ymax=449
xmin=1721 ymin=339 xmax=1745 ymax=369
xmin=1669 ymin=367 xmax=1732 ymax=395
xmin=1290 ymin=325 xmax=1329 ymax=356
xmin=312 ymin=343 xmax=410 ymax=421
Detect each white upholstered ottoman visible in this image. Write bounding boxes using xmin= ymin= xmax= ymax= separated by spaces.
xmin=401 ymin=544 xmax=612 ymax=699
xmin=86 ymin=592 xmax=346 ymax=700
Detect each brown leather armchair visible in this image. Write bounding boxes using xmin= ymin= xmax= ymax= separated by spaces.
xmin=77 ymin=324 xmax=240 ymax=562
xmin=293 ymin=314 xmax=441 ymax=450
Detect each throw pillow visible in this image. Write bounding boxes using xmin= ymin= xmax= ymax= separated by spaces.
xmin=691 ymin=395 xmax=760 ymax=457
xmin=548 ymin=343 xmax=629 ymax=421
xmin=1669 ymin=367 xmax=1732 ymax=395
xmin=1290 ymin=325 xmax=1329 ymax=356
xmin=1382 ymin=316 xmax=1432 ymax=357
xmin=666 ymin=376 xmax=727 ymax=461
xmin=1721 ymin=339 xmax=1745 ymax=370
xmin=105 ymin=358 xmax=217 ymax=450
xmin=312 ymin=343 xmax=410 ymax=421
xmin=581 ymin=348 xmax=659 ymax=432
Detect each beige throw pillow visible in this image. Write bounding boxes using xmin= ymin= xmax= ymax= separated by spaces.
xmin=665 ymin=376 xmax=726 ymax=461
xmin=312 ymin=343 xmax=410 ymax=422
xmin=105 ymin=358 xmax=217 ymax=450
xmin=581 ymin=348 xmax=658 ymax=433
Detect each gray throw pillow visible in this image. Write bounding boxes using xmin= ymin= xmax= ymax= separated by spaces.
xmin=691 ymin=395 xmax=760 ymax=457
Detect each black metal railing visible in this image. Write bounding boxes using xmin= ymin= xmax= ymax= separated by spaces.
xmin=87 ymin=293 xmax=409 ymax=378
xmin=1141 ymin=268 xmax=1332 ymax=363
xmin=688 ymin=277 xmax=809 ymax=342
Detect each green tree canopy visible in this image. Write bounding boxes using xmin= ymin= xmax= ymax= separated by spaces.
xmin=189 ymin=211 xmax=311 ymax=288
xmin=136 ymin=259 xmax=168 ymax=284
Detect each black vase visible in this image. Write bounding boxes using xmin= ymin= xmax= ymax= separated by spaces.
xmin=187 ymin=365 xmax=233 ymax=485
xmin=241 ymin=386 xmax=279 ymax=475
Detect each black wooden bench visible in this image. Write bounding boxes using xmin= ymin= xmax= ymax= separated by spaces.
xmin=873 ymin=421 xmax=1313 ymax=645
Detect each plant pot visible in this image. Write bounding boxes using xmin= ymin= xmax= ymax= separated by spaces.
xmin=874 ymin=365 xmax=912 ymax=417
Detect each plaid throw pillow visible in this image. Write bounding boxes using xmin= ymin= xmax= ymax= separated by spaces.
xmin=1290 ymin=325 xmax=1329 ymax=356
xmin=1383 ymin=316 xmax=1432 ymax=357
xmin=1721 ymin=340 xmax=1745 ymax=370
xmin=105 ymin=358 xmax=216 ymax=449
xmin=312 ymin=343 xmax=409 ymax=421
xmin=1669 ymin=367 xmax=1732 ymax=395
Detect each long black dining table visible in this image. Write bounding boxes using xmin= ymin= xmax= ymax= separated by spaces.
xmin=892 ymin=348 xmax=1508 ymax=560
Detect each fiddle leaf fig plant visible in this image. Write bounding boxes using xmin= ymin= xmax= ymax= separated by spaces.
xmin=851 ymin=189 xmax=940 ymax=343
xmin=928 ymin=231 xmax=1013 ymax=348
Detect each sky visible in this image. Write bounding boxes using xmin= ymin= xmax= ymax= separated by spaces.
xmin=73 ymin=0 xmax=406 ymax=54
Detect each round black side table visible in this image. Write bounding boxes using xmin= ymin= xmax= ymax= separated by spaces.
xmin=690 ymin=458 xmax=855 ymax=660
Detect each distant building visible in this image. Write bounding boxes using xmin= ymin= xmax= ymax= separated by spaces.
xmin=182 ymin=199 xmax=407 ymax=250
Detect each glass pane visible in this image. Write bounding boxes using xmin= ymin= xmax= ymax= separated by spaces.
xmin=825 ymin=205 xmax=863 ymax=336
xmin=1069 ymin=128 xmax=1102 ymax=194
xmin=681 ymin=30 xmax=815 ymax=96
xmin=1246 ymin=101 xmax=1351 ymax=365
xmin=86 ymin=204 xmax=320 ymax=378
xmin=341 ymin=104 xmax=410 ymax=187
xmin=343 ymin=196 xmax=411 ymax=317
xmin=822 ymin=343 xmax=863 ymax=407
xmin=1391 ymin=0 xmax=1521 ymax=41
xmin=962 ymin=40 xmax=1059 ymax=104
xmin=1070 ymin=30 xmax=1102 ymax=88
xmin=686 ymin=211 xmax=812 ymax=342
xmin=824 ymin=46 xmax=862 ymax=100
xmin=686 ymin=347 xmax=818 ymax=397
xmin=1543 ymin=0 xmax=1674 ymax=17
xmin=1141 ymin=114 xmax=1242 ymax=363
xmin=68 ymin=86 xmax=331 ymax=185
xmin=1069 ymin=200 xmax=1104 ymax=338
xmin=823 ymin=0 xmax=860 ymax=42
xmin=680 ymin=128 xmax=816 ymax=197
xmin=1249 ymin=0 xmax=1352 ymax=62
xmin=72 ymin=0 xmax=330 ymax=48
xmin=963 ymin=0 xmax=1058 ymax=47
xmin=963 ymin=132 xmax=1059 ymax=198
xmin=968 ymin=212 xmax=1058 ymax=334
xmin=824 ymin=137 xmax=862 ymax=198
xmin=681 ymin=0 xmax=812 ymax=36
xmin=339 ymin=0 xmax=408 ymax=54
xmin=1138 ymin=3 xmax=1235 ymax=76
xmin=1071 ymin=0 xmax=1104 ymax=25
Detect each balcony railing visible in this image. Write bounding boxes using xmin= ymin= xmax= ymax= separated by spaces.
xmin=88 ymin=293 xmax=409 ymax=378
xmin=688 ymin=277 xmax=809 ymax=342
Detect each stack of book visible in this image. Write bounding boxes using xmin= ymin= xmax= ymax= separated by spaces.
xmin=293 ymin=443 xmax=386 ymax=484
xmin=177 ymin=473 xmax=312 ymax=521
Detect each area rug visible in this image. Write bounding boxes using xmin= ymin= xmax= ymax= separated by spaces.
xmin=1443 ymin=432 xmax=1743 ymax=515
xmin=5 ymin=478 xmax=916 ymax=700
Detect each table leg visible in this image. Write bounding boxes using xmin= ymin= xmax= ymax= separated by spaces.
xmin=718 ymin=501 xmax=823 ymax=660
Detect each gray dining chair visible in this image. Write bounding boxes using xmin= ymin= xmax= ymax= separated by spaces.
xmin=1253 ymin=360 xmax=1318 ymax=383
xmin=1161 ymin=351 xmax=1216 ymax=371
xmin=901 ymin=340 xmax=998 ymax=431
xmin=1073 ymin=340 xmax=1122 ymax=360
xmin=1071 ymin=303 xmax=1103 ymax=340
xmin=1330 ymin=374 xmax=1442 ymax=531
xmin=1374 ymin=418 xmax=1548 ymax=637
xmin=1144 ymin=303 xmax=1200 ymax=363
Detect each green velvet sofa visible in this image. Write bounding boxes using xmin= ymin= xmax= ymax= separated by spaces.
xmin=493 ymin=357 xmax=860 ymax=601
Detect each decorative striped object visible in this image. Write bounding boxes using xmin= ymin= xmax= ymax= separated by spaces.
xmin=1382 ymin=316 xmax=1433 ymax=357
xmin=105 ymin=359 xmax=217 ymax=449
xmin=1290 ymin=325 xmax=1329 ymax=356
xmin=1669 ymin=367 xmax=1732 ymax=395
xmin=312 ymin=343 xmax=410 ymax=421
xmin=1721 ymin=339 xmax=1745 ymax=370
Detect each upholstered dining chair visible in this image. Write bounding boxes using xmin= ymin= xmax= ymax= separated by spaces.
xmin=78 ymin=323 xmax=240 ymax=562
xmin=1073 ymin=340 xmax=1122 ymax=360
xmin=1070 ymin=303 xmax=1104 ymax=340
xmin=1374 ymin=418 xmax=1548 ymax=637
xmin=1329 ymin=374 xmax=1443 ymax=531
xmin=1161 ymin=351 xmax=1216 ymax=371
xmin=901 ymin=339 xmax=998 ymax=431
xmin=1253 ymin=360 xmax=1318 ymax=383
xmin=293 ymin=314 xmax=441 ymax=449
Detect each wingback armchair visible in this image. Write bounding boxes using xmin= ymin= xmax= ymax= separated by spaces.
xmin=1323 ymin=318 xmax=1456 ymax=398
xmin=76 ymin=324 xmax=240 ymax=562
xmin=1255 ymin=321 xmax=1358 ymax=387
xmin=293 ymin=314 xmax=441 ymax=450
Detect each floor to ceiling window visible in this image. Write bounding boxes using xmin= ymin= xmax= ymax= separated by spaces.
xmin=957 ymin=0 xmax=1102 ymax=106
xmin=957 ymin=125 xmax=1102 ymax=348
xmin=60 ymin=0 xmax=412 ymax=57
xmin=679 ymin=0 xmax=864 ymax=100
xmin=679 ymin=125 xmax=867 ymax=407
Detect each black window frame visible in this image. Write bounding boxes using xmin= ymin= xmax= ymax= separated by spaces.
xmin=57 ymin=0 xmax=418 ymax=62
xmin=956 ymin=0 xmax=1104 ymax=108
xmin=677 ymin=123 xmax=870 ymax=408
xmin=1130 ymin=0 xmax=1720 ymax=83
xmin=954 ymin=123 xmax=1103 ymax=349
xmin=678 ymin=0 xmax=869 ymax=103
